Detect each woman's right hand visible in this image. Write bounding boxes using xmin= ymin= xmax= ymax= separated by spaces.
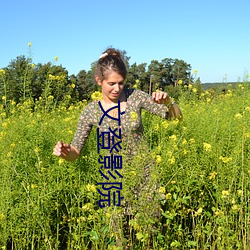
xmin=53 ymin=141 xmax=71 ymax=158
xmin=53 ymin=141 xmax=80 ymax=161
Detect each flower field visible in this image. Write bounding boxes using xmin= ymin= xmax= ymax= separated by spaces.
xmin=0 ymin=83 xmax=249 ymax=249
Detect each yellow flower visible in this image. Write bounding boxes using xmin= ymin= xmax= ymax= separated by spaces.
xmin=135 ymin=79 xmax=140 ymax=83
xmin=165 ymin=193 xmax=172 ymax=199
xmin=2 ymin=122 xmax=7 ymax=128
xmin=48 ymin=95 xmax=54 ymax=100
xmin=189 ymin=138 xmax=195 ymax=144
xmin=195 ymin=207 xmax=203 ymax=216
xmin=193 ymin=69 xmax=198 ymax=74
xmin=208 ymin=171 xmax=217 ymax=180
xmin=169 ymin=134 xmax=177 ymax=141
xmin=234 ymin=113 xmax=242 ymax=120
xmin=133 ymin=84 xmax=138 ymax=89
xmin=178 ymin=79 xmax=183 ymax=85
xmin=237 ymin=189 xmax=243 ymax=196
xmin=222 ymin=190 xmax=230 ymax=197
xmin=0 ymin=213 xmax=5 ymax=221
xmin=91 ymin=91 xmax=103 ymax=101
xmin=71 ymin=83 xmax=75 ymax=89
xmin=159 ymin=186 xmax=166 ymax=194
xmin=245 ymin=106 xmax=250 ymax=112
xmin=192 ymin=88 xmax=197 ymax=93
xmin=130 ymin=111 xmax=138 ymax=121
xmin=155 ymin=155 xmax=162 ymax=164
xmin=219 ymin=156 xmax=232 ymax=164
xmin=0 ymin=69 xmax=6 ymax=75
xmin=54 ymin=56 xmax=58 ymax=62
xmin=203 ymin=142 xmax=212 ymax=152
xmin=81 ymin=202 xmax=93 ymax=212
xmin=34 ymin=147 xmax=41 ymax=153
xmin=161 ymin=120 xmax=168 ymax=128
xmin=2 ymin=96 xmax=6 ymax=100
xmin=28 ymin=42 xmax=32 ymax=47
xmin=232 ymin=204 xmax=239 ymax=211
xmin=168 ymin=156 xmax=175 ymax=165
xmin=86 ymin=184 xmax=96 ymax=193
xmin=58 ymin=158 xmax=64 ymax=165
xmin=154 ymin=123 xmax=159 ymax=131
xmin=188 ymin=84 xmax=193 ymax=89
xmin=31 ymin=184 xmax=37 ymax=189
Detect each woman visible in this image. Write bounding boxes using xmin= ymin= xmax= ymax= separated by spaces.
xmin=53 ymin=47 xmax=182 ymax=246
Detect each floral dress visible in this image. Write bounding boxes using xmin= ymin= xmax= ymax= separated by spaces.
xmin=71 ymin=88 xmax=169 ymax=155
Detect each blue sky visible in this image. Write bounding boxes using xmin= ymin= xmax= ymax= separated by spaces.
xmin=1 ymin=0 xmax=249 ymax=83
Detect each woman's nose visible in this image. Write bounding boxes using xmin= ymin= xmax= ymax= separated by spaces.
xmin=114 ymin=84 xmax=120 ymax=92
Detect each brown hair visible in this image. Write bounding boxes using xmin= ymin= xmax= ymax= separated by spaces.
xmin=95 ymin=48 xmax=127 ymax=81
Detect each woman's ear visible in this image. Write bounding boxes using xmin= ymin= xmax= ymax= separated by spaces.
xmin=95 ymin=76 xmax=102 ymax=86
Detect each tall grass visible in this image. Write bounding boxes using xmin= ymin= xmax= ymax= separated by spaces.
xmin=0 ymin=83 xmax=249 ymax=249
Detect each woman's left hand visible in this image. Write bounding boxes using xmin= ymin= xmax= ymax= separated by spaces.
xmin=152 ymin=91 xmax=171 ymax=104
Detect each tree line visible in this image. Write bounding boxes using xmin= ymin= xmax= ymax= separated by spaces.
xmin=0 ymin=51 xmax=200 ymax=106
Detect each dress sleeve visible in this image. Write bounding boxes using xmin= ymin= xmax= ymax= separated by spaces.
xmin=71 ymin=103 xmax=94 ymax=152
xmin=136 ymin=90 xmax=170 ymax=119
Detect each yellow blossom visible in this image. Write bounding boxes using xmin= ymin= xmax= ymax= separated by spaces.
xmin=86 ymin=184 xmax=96 ymax=193
xmin=155 ymin=155 xmax=162 ymax=164
xmin=237 ymin=189 xmax=243 ymax=196
xmin=58 ymin=158 xmax=64 ymax=165
xmin=192 ymin=88 xmax=197 ymax=93
xmin=245 ymin=132 xmax=250 ymax=138
xmin=234 ymin=113 xmax=242 ymax=120
xmin=0 ymin=69 xmax=6 ymax=75
xmin=133 ymin=84 xmax=138 ymax=89
xmin=0 ymin=213 xmax=5 ymax=221
xmin=195 ymin=207 xmax=203 ymax=216
xmin=161 ymin=120 xmax=168 ymax=128
xmin=130 ymin=111 xmax=138 ymax=121
xmin=219 ymin=156 xmax=232 ymax=164
xmin=208 ymin=171 xmax=217 ymax=180
xmin=169 ymin=134 xmax=177 ymax=141
xmin=54 ymin=56 xmax=58 ymax=61
xmin=188 ymin=84 xmax=193 ymax=89
xmin=34 ymin=147 xmax=41 ymax=153
xmin=31 ymin=184 xmax=37 ymax=189
xmin=168 ymin=156 xmax=175 ymax=165
xmin=82 ymin=203 xmax=93 ymax=212
xmin=245 ymin=106 xmax=250 ymax=112
xmin=165 ymin=193 xmax=172 ymax=199
xmin=232 ymin=204 xmax=239 ymax=211
xmin=28 ymin=42 xmax=32 ymax=47
xmin=203 ymin=142 xmax=212 ymax=152
xmin=48 ymin=95 xmax=54 ymax=100
xmin=159 ymin=186 xmax=166 ymax=194
xmin=222 ymin=190 xmax=230 ymax=197
xmin=91 ymin=91 xmax=103 ymax=101
xmin=178 ymin=79 xmax=183 ymax=85
xmin=2 ymin=122 xmax=7 ymax=128
xmin=189 ymin=138 xmax=195 ymax=144
xmin=193 ymin=69 xmax=198 ymax=74
xmin=2 ymin=96 xmax=6 ymax=100
xmin=135 ymin=79 xmax=140 ymax=83
xmin=71 ymin=83 xmax=75 ymax=89
xmin=11 ymin=100 xmax=16 ymax=105
xmin=182 ymin=139 xmax=187 ymax=145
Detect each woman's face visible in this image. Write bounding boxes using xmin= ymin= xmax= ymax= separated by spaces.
xmin=96 ymin=71 xmax=125 ymax=102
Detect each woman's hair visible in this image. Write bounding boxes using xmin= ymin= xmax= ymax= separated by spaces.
xmin=95 ymin=48 xmax=127 ymax=81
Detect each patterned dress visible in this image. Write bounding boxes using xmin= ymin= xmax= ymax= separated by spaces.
xmin=71 ymin=88 xmax=169 ymax=154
